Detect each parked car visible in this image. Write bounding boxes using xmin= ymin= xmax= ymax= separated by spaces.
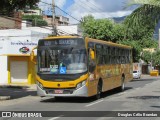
xmin=133 ymin=70 xmax=141 ymax=79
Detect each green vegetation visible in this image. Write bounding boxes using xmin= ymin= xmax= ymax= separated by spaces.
xmin=152 ymin=50 xmax=160 ymax=66
xmin=32 ymin=19 xmax=48 ymax=26
xmin=125 ymin=0 xmax=160 ymax=32
xmin=125 ymin=0 xmax=160 ymax=65
xmin=80 ymin=15 xmax=125 ymax=42
xmin=22 ymin=15 xmax=48 ymax=27
xmin=22 ymin=15 xmax=43 ymax=20
xmin=0 ymin=0 xmax=39 ymax=15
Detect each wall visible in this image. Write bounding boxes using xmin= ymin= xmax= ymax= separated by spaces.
xmin=0 ymin=12 xmax=21 ymax=29
xmin=0 ymin=56 xmax=8 ymax=84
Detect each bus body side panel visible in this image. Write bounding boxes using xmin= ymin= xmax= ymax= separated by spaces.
xmin=87 ymin=77 xmax=98 ymax=97
xmin=121 ymin=63 xmax=133 ymax=83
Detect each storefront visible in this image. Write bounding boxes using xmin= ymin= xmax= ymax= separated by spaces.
xmin=3 ymin=40 xmax=38 ymax=85
xmin=8 ymin=56 xmax=36 ymax=85
xmin=0 ymin=29 xmax=49 ymax=85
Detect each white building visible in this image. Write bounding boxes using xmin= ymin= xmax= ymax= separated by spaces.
xmin=0 ymin=29 xmax=51 ymax=85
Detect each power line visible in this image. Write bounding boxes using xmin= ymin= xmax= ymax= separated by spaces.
xmin=78 ymin=0 xmax=100 ymax=13
xmin=40 ymin=1 xmax=52 ymax=6
xmin=73 ymin=1 xmax=93 ymax=14
xmin=40 ymin=1 xmax=81 ymax=23
xmin=78 ymin=0 xmax=108 ymax=17
xmin=55 ymin=5 xmax=81 ymax=23
xmin=86 ymin=0 xmax=105 ymax=12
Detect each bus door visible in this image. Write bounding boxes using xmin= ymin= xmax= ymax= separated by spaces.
xmin=88 ymin=43 xmax=97 ymax=95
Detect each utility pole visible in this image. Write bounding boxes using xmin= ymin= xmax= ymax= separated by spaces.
xmin=159 ymin=29 xmax=160 ymax=49
xmin=52 ymin=0 xmax=57 ymax=35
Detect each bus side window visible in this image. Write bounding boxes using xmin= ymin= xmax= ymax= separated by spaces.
xmin=111 ymin=47 xmax=115 ymax=64
xmin=126 ymin=50 xmax=129 ymax=63
xmin=129 ymin=50 xmax=132 ymax=63
xmin=88 ymin=42 xmax=95 ymax=60
xmin=104 ymin=46 xmax=108 ymax=64
xmin=102 ymin=46 xmax=106 ymax=64
xmin=88 ymin=48 xmax=96 ymax=73
xmin=96 ymin=44 xmax=103 ymax=65
xmin=116 ymin=48 xmax=120 ymax=64
xmin=108 ymin=47 xmax=111 ymax=64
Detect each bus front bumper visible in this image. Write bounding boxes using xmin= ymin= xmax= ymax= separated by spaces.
xmin=37 ymin=85 xmax=88 ymax=97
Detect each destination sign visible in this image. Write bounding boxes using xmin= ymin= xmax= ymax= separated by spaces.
xmin=39 ymin=38 xmax=84 ymax=46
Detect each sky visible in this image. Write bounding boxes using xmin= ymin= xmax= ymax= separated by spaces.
xmin=39 ymin=0 xmax=136 ymax=24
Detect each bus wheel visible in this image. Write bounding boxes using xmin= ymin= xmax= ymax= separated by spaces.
xmin=119 ymin=77 xmax=125 ymax=92
xmin=95 ymin=81 xmax=102 ymax=99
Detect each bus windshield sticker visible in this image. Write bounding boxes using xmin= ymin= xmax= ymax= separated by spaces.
xmin=59 ymin=67 xmax=66 ymax=74
xmin=50 ymin=65 xmax=58 ymax=73
xmin=40 ymin=68 xmax=50 ymax=72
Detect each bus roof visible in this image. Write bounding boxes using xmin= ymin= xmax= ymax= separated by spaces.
xmin=87 ymin=38 xmax=132 ymax=49
xmin=42 ymin=36 xmax=132 ymax=49
xmin=44 ymin=36 xmax=81 ymax=40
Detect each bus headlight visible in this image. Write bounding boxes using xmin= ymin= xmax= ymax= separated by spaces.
xmin=36 ymin=81 xmax=43 ymax=90
xmin=76 ymin=80 xmax=86 ymax=90
xmin=82 ymin=80 xmax=86 ymax=86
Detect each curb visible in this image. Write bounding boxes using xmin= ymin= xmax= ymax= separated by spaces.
xmin=0 ymin=96 xmax=10 ymax=101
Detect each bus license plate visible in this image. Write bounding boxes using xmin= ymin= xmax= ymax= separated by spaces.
xmin=55 ymin=90 xmax=63 ymax=94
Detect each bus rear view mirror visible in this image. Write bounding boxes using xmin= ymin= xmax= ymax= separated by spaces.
xmin=30 ymin=46 xmax=37 ymax=64
xmin=90 ymin=49 xmax=95 ymax=60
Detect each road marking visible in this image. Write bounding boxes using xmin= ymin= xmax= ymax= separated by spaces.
xmin=117 ymin=92 xmax=127 ymax=95
xmin=135 ymin=87 xmax=140 ymax=90
xmin=85 ymin=99 xmax=104 ymax=107
xmin=145 ymin=83 xmax=150 ymax=86
xmin=48 ymin=115 xmax=64 ymax=120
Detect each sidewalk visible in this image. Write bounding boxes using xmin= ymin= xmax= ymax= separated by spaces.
xmin=0 ymin=84 xmax=37 ymax=101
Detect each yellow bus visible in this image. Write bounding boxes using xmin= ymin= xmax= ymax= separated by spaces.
xmin=31 ymin=36 xmax=133 ymax=99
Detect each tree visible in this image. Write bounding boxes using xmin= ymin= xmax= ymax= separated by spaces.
xmin=142 ymin=51 xmax=152 ymax=64
xmin=152 ymin=50 xmax=160 ymax=66
xmin=80 ymin=15 xmax=125 ymax=42
xmin=125 ymin=0 xmax=160 ymax=36
xmin=142 ymin=49 xmax=160 ymax=66
xmin=124 ymin=0 xmax=160 ymax=63
xmin=0 ymin=0 xmax=39 ymax=15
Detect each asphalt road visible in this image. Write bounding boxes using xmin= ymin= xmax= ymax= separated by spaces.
xmin=0 ymin=75 xmax=160 ymax=120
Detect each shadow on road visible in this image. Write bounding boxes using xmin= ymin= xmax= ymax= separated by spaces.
xmin=151 ymin=106 xmax=160 ymax=108
xmin=131 ymin=79 xmax=156 ymax=82
xmin=40 ymin=87 xmax=133 ymax=103
xmin=127 ymin=96 xmax=160 ymax=100
xmin=100 ymin=87 xmax=132 ymax=98
xmin=0 ymin=86 xmax=37 ymax=99
xmin=40 ymin=97 xmax=96 ymax=103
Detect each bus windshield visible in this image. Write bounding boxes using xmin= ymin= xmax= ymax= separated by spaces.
xmin=37 ymin=38 xmax=87 ymax=74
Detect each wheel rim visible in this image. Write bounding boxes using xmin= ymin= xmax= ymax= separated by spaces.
xmin=96 ymin=83 xmax=101 ymax=99
xmin=121 ymin=77 xmax=125 ymax=91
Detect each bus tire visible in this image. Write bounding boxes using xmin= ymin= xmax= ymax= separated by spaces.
xmin=95 ymin=80 xmax=102 ymax=99
xmin=119 ymin=76 xmax=125 ymax=92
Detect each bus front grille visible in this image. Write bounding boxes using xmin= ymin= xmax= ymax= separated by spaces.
xmin=44 ymin=88 xmax=75 ymax=94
